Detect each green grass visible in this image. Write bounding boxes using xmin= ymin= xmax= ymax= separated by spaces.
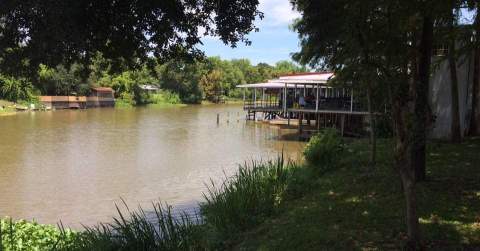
xmin=232 ymin=138 xmax=480 ymax=250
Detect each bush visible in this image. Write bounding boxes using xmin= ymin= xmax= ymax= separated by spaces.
xmin=149 ymin=90 xmax=182 ymax=105
xmin=0 ymin=218 xmax=77 ymax=250
xmin=303 ymin=128 xmax=343 ymax=171
xmin=0 ymin=75 xmax=33 ymax=102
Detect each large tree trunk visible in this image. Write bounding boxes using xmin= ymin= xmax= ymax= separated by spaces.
xmin=392 ymin=90 xmax=421 ymax=248
xmin=412 ymin=16 xmax=433 ymax=182
xmin=470 ymin=6 xmax=480 ymax=136
xmin=367 ymin=85 xmax=377 ymax=167
xmin=472 ymin=47 xmax=480 ymax=135
xmin=449 ymin=41 xmax=462 ymax=142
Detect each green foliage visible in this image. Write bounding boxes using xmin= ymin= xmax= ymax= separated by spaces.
xmin=200 ymin=69 xmax=223 ymax=102
xmin=0 ymin=1 xmax=262 ymax=76
xmin=108 ymin=67 xmax=156 ymax=105
xmin=11 ymin=52 xmax=305 ymax=106
xmin=155 ymin=59 xmax=204 ymax=104
xmin=303 ymin=129 xmax=343 ymax=170
xmin=149 ymin=90 xmax=182 ymax=105
xmin=38 ymin=63 xmax=87 ymax=96
xmin=0 ymin=218 xmax=76 ymax=250
xmin=201 ymin=157 xmax=295 ymax=239
xmin=0 ymin=75 xmax=33 ymax=102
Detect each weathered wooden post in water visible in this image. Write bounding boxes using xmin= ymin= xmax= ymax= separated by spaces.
xmin=217 ymin=113 xmax=220 ymax=124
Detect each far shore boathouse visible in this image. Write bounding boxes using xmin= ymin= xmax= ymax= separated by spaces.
xmin=39 ymin=87 xmax=115 ymax=109
xmin=238 ymin=72 xmax=371 ymax=137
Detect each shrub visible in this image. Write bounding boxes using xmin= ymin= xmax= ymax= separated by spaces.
xmin=303 ymin=128 xmax=344 ymax=171
xmin=0 ymin=75 xmax=33 ymax=102
xmin=0 ymin=218 xmax=77 ymax=250
xmin=149 ymin=90 xmax=182 ymax=105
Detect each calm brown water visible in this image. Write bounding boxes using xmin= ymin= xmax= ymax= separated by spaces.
xmin=0 ymin=104 xmax=304 ymax=228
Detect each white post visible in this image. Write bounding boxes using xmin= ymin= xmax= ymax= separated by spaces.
xmin=283 ymin=83 xmax=287 ymax=114
xmin=294 ymin=84 xmax=297 ymax=100
xmin=254 ymin=89 xmax=257 ymax=108
xmin=262 ymin=88 xmax=265 ymax=108
xmin=243 ymin=88 xmax=246 ymax=104
xmin=350 ymin=89 xmax=354 ymax=112
xmin=315 ymin=84 xmax=319 ymax=112
xmin=303 ymin=84 xmax=306 ymax=96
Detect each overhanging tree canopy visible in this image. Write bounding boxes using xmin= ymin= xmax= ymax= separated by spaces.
xmin=0 ymin=0 xmax=263 ymax=74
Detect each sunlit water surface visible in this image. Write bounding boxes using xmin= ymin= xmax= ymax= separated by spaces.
xmin=0 ymin=104 xmax=304 ymax=228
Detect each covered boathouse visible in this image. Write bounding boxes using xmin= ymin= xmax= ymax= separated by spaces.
xmin=237 ymin=72 xmax=372 ymax=136
xmin=40 ymin=87 xmax=115 ymax=109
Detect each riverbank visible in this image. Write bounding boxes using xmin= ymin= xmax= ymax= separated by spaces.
xmin=234 ymin=138 xmax=480 ymax=249
xmin=2 ymin=136 xmax=479 ymax=250
xmin=0 ymin=100 xmax=17 ymax=116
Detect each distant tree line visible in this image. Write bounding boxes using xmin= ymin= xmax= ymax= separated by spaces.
xmin=0 ymin=53 xmax=306 ymax=105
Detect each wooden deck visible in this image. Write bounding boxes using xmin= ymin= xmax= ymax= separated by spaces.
xmin=244 ymin=106 xmax=372 ymax=137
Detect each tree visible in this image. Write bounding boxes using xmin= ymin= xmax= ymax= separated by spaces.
xmin=273 ymin=60 xmax=307 ymax=76
xmin=155 ymin=60 xmax=204 ymax=104
xmin=291 ymin=0 xmax=446 ymax=247
xmin=472 ymin=4 xmax=480 ymax=135
xmin=200 ymin=70 xmax=223 ymax=102
xmin=447 ymin=6 xmax=462 ymax=142
xmin=0 ymin=0 xmax=263 ymax=75
xmin=37 ymin=63 xmax=86 ymax=95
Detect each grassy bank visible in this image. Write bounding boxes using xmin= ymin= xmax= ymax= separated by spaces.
xmin=234 ymin=138 xmax=480 ymax=250
xmin=1 ymin=135 xmax=479 ymax=250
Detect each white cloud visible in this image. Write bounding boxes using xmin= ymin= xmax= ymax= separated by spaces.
xmin=258 ymin=0 xmax=300 ymax=27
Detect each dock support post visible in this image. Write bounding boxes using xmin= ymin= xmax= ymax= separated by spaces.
xmin=350 ymin=89 xmax=354 ymax=112
xmin=294 ymin=84 xmax=297 ymax=100
xmin=262 ymin=88 xmax=265 ymax=108
xmin=243 ymin=88 xmax=246 ymax=105
xmin=299 ymin=112 xmax=303 ymax=134
xmin=283 ymin=83 xmax=287 ymax=115
xmin=217 ymin=113 xmax=220 ymax=124
xmin=340 ymin=114 xmax=345 ymax=136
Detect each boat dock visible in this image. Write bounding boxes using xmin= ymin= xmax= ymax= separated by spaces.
xmin=237 ymin=72 xmax=374 ymax=136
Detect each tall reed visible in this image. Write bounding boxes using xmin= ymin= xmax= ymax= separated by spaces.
xmin=201 ymin=156 xmax=295 ymax=238
xmin=68 ymin=201 xmax=203 ymax=251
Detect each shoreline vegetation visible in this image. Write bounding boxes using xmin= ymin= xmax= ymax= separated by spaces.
xmin=0 ymin=55 xmax=307 ymax=114
xmin=1 ymin=131 xmax=479 ymax=250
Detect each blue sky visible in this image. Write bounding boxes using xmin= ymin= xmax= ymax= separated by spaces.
xmin=199 ymin=0 xmax=300 ymax=66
